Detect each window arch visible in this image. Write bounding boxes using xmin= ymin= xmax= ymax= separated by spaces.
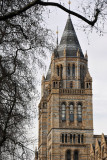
xmin=72 ymin=64 xmax=75 ymax=77
xmin=70 ymin=82 xmax=73 ymax=88
xmin=57 ymin=66 xmax=59 ymax=76
xmin=61 ymin=102 xmax=66 ymax=121
xmin=78 ymin=134 xmax=80 ymax=143
xmin=66 ymin=150 xmax=71 ymax=160
xmin=81 ymin=134 xmax=84 ymax=143
xmin=69 ymin=103 xmax=74 ymax=122
xmin=77 ymin=103 xmax=82 ymax=122
xmin=70 ymin=134 xmax=72 ymax=143
xmin=61 ymin=134 xmax=64 ymax=143
xmin=60 ymin=64 xmax=63 ymax=78
xmin=65 ymin=134 xmax=67 ymax=143
xmin=67 ymin=64 xmax=70 ymax=76
xmin=74 ymin=150 xmax=78 ymax=160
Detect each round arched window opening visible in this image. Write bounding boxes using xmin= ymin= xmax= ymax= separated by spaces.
xmin=66 ymin=150 xmax=71 ymax=160
xmin=74 ymin=150 xmax=79 ymax=160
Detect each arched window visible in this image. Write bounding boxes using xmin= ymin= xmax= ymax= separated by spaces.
xmin=53 ymin=82 xmax=55 ymax=88
xmin=78 ymin=134 xmax=80 ymax=143
xmin=70 ymin=134 xmax=72 ymax=143
xmin=66 ymin=150 xmax=71 ymax=160
xmin=81 ymin=134 xmax=84 ymax=143
xmin=80 ymin=65 xmax=82 ymax=79
xmin=67 ymin=64 xmax=70 ymax=76
xmin=65 ymin=134 xmax=67 ymax=143
xmin=62 ymin=134 xmax=64 ymax=143
xmin=60 ymin=65 xmax=63 ymax=78
xmin=57 ymin=66 xmax=59 ymax=76
xmin=69 ymin=103 xmax=74 ymax=122
xmin=72 ymin=64 xmax=75 ymax=77
xmin=80 ymin=65 xmax=84 ymax=88
xmin=61 ymin=102 xmax=66 ymax=121
xmin=73 ymin=134 xmax=75 ymax=143
xmin=74 ymin=150 xmax=78 ymax=160
xmin=70 ymin=82 xmax=73 ymax=88
xmin=77 ymin=103 xmax=82 ymax=122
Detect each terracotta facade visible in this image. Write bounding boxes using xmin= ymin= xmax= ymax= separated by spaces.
xmin=35 ymin=16 xmax=107 ymax=160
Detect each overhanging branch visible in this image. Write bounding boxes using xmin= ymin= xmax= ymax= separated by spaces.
xmin=0 ymin=0 xmax=101 ymax=26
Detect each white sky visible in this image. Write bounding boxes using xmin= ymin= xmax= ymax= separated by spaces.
xmin=33 ymin=0 xmax=107 ymax=151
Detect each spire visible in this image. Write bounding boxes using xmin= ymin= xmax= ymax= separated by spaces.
xmin=57 ymin=15 xmax=84 ymax=58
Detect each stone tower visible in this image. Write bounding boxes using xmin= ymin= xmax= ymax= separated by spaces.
xmin=38 ymin=15 xmax=94 ymax=160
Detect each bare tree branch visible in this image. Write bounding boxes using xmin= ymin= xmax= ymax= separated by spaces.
xmin=0 ymin=0 xmax=101 ymax=26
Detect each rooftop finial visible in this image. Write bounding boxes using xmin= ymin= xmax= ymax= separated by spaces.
xmin=56 ymin=26 xmax=58 ymax=47
xmin=68 ymin=1 xmax=71 ymax=13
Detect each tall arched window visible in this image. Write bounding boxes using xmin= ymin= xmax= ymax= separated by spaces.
xmin=81 ymin=134 xmax=84 ymax=143
xmin=69 ymin=103 xmax=74 ymax=122
xmin=80 ymin=65 xmax=84 ymax=88
xmin=70 ymin=134 xmax=72 ymax=143
xmin=57 ymin=66 xmax=59 ymax=76
xmin=60 ymin=65 xmax=63 ymax=78
xmin=61 ymin=102 xmax=66 ymax=121
xmin=65 ymin=134 xmax=67 ymax=143
xmin=77 ymin=103 xmax=82 ymax=122
xmin=78 ymin=134 xmax=80 ymax=143
xmin=72 ymin=64 xmax=75 ymax=77
xmin=66 ymin=150 xmax=71 ymax=160
xmin=67 ymin=64 xmax=70 ymax=76
xmin=74 ymin=150 xmax=78 ymax=160
xmin=62 ymin=134 xmax=64 ymax=143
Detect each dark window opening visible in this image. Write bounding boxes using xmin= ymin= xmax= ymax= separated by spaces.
xmin=66 ymin=150 xmax=71 ymax=160
xmin=87 ymin=83 xmax=88 ymax=88
xmin=65 ymin=134 xmax=67 ymax=143
xmin=57 ymin=66 xmax=59 ymax=76
xmin=78 ymin=135 xmax=80 ymax=143
xmin=62 ymin=134 xmax=64 ymax=143
xmin=70 ymin=82 xmax=73 ymax=88
xmin=53 ymin=82 xmax=55 ymax=88
xmin=72 ymin=64 xmax=75 ymax=77
xmin=70 ymin=134 xmax=72 ymax=143
xmin=74 ymin=150 xmax=78 ymax=160
xmin=68 ymin=64 xmax=70 ymax=76
xmin=81 ymin=135 xmax=84 ymax=143
xmin=69 ymin=103 xmax=74 ymax=122
xmin=60 ymin=65 xmax=63 ymax=78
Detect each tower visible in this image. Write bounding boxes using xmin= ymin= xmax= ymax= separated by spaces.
xmin=38 ymin=15 xmax=94 ymax=160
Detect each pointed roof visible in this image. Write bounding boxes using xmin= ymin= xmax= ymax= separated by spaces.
xmin=57 ymin=15 xmax=84 ymax=58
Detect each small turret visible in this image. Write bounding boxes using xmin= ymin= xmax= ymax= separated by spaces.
xmin=84 ymin=70 xmax=92 ymax=89
xmin=85 ymin=51 xmax=88 ymax=60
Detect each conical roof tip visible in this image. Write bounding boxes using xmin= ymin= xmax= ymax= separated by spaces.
xmin=57 ymin=15 xmax=84 ymax=58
